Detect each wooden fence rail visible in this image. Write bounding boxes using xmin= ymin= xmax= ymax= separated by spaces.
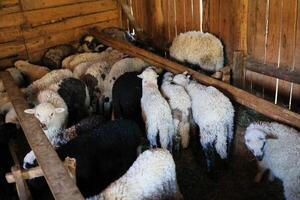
xmin=0 ymin=72 xmax=84 ymax=200
xmin=91 ymin=28 xmax=300 ymax=130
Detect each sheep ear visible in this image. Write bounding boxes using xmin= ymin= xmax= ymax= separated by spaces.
xmin=137 ymin=74 xmax=143 ymax=79
xmin=24 ymin=109 xmax=35 ymax=114
xmin=55 ymin=108 xmax=65 ymax=113
xmin=266 ymin=133 xmax=278 ymax=140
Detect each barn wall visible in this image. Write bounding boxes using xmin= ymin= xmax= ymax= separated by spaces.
xmin=0 ymin=0 xmax=121 ymax=69
xmin=123 ymin=0 xmax=300 ymax=109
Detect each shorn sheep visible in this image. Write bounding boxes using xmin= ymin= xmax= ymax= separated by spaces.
xmin=173 ymin=72 xmax=234 ymax=171
xmin=170 ymin=31 xmax=224 ymax=72
xmin=42 ymin=44 xmax=75 ymax=69
xmin=161 ymin=72 xmax=192 ymax=149
xmin=90 ymin=149 xmax=183 ymax=200
xmin=244 ymin=122 xmax=300 ymax=200
xmin=138 ymin=67 xmax=175 ymax=151
xmin=14 ymin=60 xmax=50 ymax=82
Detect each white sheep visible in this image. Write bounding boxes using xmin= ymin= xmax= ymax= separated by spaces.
xmin=170 ymin=31 xmax=224 ymax=72
xmin=101 ymin=57 xmax=149 ymax=115
xmin=91 ymin=149 xmax=183 ymax=200
xmin=161 ymin=72 xmax=192 ymax=149
xmin=23 ymin=89 xmax=68 ymax=168
xmin=173 ymin=72 xmax=234 ymax=171
xmin=244 ymin=122 xmax=300 ymax=200
xmin=23 ymin=69 xmax=73 ymax=101
xmin=138 ymin=67 xmax=175 ymax=151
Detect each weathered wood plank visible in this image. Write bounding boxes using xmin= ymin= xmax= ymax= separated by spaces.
xmin=20 ymin=0 xmax=91 ymax=11
xmin=23 ymin=10 xmax=119 ymax=39
xmin=0 ymin=26 xmax=22 ymax=43
xmin=247 ymin=0 xmax=257 ymax=56
xmin=232 ymin=0 xmax=248 ymax=51
xmin=0 ymin=13 xmax=24 ymax=28
xmin=246 ymin=59 xmax=300 ymax=84
xmin=0 ymin=72 xmax=84 ymax=200
xmin=0 ymin=41 xmax=26 ymax=59
xmin=0 ymin=0 xmax=20 ymax=15
xmin=23 ymin=0 xmax=117 ymax=27
xmin=185 ymin=0 xmax=193 ymax=31
xmin=168 ymin=0 xmax=176 ymax=40
xmin=175 ymin=0 xmax=185 ymax=34
xmin=192 ymin=0 xmax=201 ymax=31
xmin=92 ymin=29 xmax=300 ymax=129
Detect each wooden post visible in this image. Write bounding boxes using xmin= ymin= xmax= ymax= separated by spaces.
xmin=232 ymin=51 xmax=245 ymax=88
xmin=91 ymin=28 xmax=300 ymax=130
xmin=0 ymin=72 xmax=84 ymax=200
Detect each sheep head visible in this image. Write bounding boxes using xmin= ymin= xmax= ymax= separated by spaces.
xmin=24 ymin=103 xmax=65 ymax=130
xmin=244 ymin=127 xmax=277 ymax=161
xmin=172 ymin=72 xmax=191 ymax=87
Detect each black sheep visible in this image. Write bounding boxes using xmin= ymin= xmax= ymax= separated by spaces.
xmin=55 ymin=77 xmax=90 ymax=126
xmin=112 ymin=72 xmax=145 ymax=131
xmin=0 ymin=123 xmax=19 ymax=199
xmin=56 ymin=119 xmax=141 ymax=198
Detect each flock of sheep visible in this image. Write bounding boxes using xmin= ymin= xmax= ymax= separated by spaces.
xmin=0 ymin=29 xmax=299 ymax=200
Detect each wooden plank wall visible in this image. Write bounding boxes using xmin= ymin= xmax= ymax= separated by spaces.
xmin=0 ymin=0 xmax=121 ymax=69
xmin=247 ymin=0 xmax=300 ymax=109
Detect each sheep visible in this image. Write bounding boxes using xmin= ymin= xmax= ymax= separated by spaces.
xmin=100 ymin=27 xmax=136 ymax=43
xmin=62 ymin=48 xmax=125 ymax=71
xmin=23 ymin=69 xmax=73 ymax=101
xmin=244 ymin=122 xmax=300 ymax=200
xmin=0 ymin=123 xmax=19 ymax=199
xmin=14 ymin=60 xmax=50 ymax=82
xmin=79 ymin=35 xmax=107 ymax=52
xmin=26 ymin=119 xmax=141 ymax=198
xmin=101 ymin=57 xmax=149 ymax=117
xmin=0 ymin=67 xmax=25 ymax=93
xmin=138 ymin=67 xmax=175 ymax=151
xmin=42 ymin=44 xmax=75 ymax=69
xmin=173 ymin=72 xmax=234 ymax=171
xmin=161 ymin=72 xmax=192 ymax=149
xmin=73 ymin=61 xmax=95 ymax=79
xmin=169 ymin=31 xmax=224 ymax=72
xmin=48 ymin=77 xmax=90 ymax=125
xmin=91 ymin=149 xmax=183 ymax=200
xmin=112 ymin=72 xmax=144 ymax=130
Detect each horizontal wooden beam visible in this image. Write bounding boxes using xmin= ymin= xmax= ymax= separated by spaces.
xmin=0 ymin=72 xmax=84 ymax=200
xmin=91 ymin=28 xmax=300 ymax=129
xmin=246 ymin=59 xmax=300 ymax=84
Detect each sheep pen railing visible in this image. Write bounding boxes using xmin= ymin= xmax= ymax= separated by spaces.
xmin=0 ymin=72 xmax=84 ymax=200
xmin=91 ymin=28 xmax=300 ymax=130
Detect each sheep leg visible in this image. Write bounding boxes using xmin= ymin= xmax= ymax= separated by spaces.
xmin=147 ymin=125 xmax=158 ymax=148
xmin=254 ymin=163 xmax=267 ymax=183
xmin=203 ymin=142 xmax=215 ymax=172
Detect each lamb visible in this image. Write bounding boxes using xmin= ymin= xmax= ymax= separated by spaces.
xmin=91 ymin=149 xmax=183 ymax=200
xmin=138 ymin=67 xmax=175 ymax=151
xmin=79 ymin=35 xmax=107 ymax=52
xmin=0 ymin=67 xmax=25 ymax=93
xmin=48 ymin=77 xmax=91 ymax=125
xmin=14 ymin=60 xmax=50 ymax=82
xmin=27 ymin=119 xmax=141 ymax=198
xmin=102 ymin=57 xmax=149 ymax=117
xmin=173 ymin=72 xmax=234 ymax=171
xmin=244 ymin=122 xmax=300 ymax=200
xmin=161 ymin=72 xmax=192 ymax=149
xmin=42 ymin=44 xmax=75 ymax=69
xmin=112 ymin=72 xmax=144 ymax=130
xmin=169 ymin=31 xmax=224 ymax=72
xmin=23 ymin=69 xmax=73 ymax=101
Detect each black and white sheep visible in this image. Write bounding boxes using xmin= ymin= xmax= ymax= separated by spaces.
xmin=112 ymin=72 xmax=144 ymax=130
xmin=170 ymin=31 xmax=224 ymax=72
xmin=245 ymin=122 xmax=300 ymax=200
xmin=91 ymin=149 xmax=183 ymax=200
xmin=173 ymin=72 xmax=234 ymax=171
xmin=138 ymin=67 xmax=175 ymax=151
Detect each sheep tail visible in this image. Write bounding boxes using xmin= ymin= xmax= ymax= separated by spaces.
xmin=214 ymin=123 xmax=228 ymax=160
